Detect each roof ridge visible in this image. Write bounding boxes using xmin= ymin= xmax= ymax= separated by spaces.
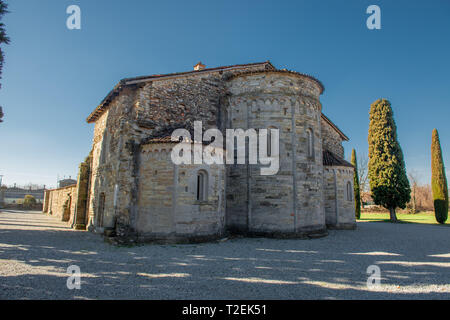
xmin=87 ymin=61 xmax=274 ymax=123
xmin=122 ymin=61 xmax=274 ymax=84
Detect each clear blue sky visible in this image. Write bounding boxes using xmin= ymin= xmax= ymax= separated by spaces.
xmin=0 ymin=0 xmax=449 ymax=188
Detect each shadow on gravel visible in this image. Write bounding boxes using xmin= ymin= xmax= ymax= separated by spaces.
xmin=1 ymin=211 xmax=450 ymax=299
xmin=359 ymin=219 xmax=450 ymax=227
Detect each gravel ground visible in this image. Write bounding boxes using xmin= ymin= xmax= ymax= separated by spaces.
xmin=0 ymin=210 xmax=449 ymax=300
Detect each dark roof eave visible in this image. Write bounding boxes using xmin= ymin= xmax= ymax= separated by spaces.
xmin=323 ymin=150 xmax=354 ymax=168
xmin=86 ymin=82 xmax=125 ymax=123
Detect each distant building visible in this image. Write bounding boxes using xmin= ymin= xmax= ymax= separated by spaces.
xmin=58 ymin=179 xmax=77 ymax=188
xmin=3 ymin=186 xmax=46 ymax=204
xmin=0 ymin=187 xmax=5 ymax=207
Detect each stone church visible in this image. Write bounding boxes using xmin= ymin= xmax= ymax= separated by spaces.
xmin=43 ymin=61 xmax=356 ymax=242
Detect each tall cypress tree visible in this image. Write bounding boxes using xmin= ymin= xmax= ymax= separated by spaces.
xmin=368 ymin=99 xmax=410 ymax=222
xmin=431 ymin=129 xmax=448 ymax=224
xmin=0 ymin=1 xmax=9 ymax=123
xmin=0 ymin=1 xmax=9 ymax=82
xmin=351 ymin=149 xmax=361 ymax=219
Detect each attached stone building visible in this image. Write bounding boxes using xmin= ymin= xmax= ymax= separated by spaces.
xmin=45 ymin=61 xmax=356 ymax=242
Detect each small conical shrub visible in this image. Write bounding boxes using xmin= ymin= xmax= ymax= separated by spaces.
xmin=431 ymin=129 xmax=448 ymax=224
xmin=351 ymin=149 xmax=361 ymax=219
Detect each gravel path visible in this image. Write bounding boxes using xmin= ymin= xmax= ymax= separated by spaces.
xmin=1 ymin=210 xmax=449 ymax=300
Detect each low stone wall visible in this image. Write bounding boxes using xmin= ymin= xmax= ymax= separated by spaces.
xmin=323 ymin=166 xmax=356 ymax=229
xmin=43 ymin=185 xmax=77 ymax=222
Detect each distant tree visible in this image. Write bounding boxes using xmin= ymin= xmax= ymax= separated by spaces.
xmin=415 ymin=184 xmax=434 ymax=211
xmin=23 ymin=183 xmax=45 ymax=190
xmin=368 ymin=98 xmax=411 ymax=222
xmin=351 ymin=149 xmax=361 ymax=219
xmin=23 ymin=195 xmax=37 ymax=208
xmin=357 ymin=153 xmax=369 ymax=193
xmin=431 ymin=129 xmax=448 ymax=224
xmin=0 ymin=1 xmax=9 ymax=123
xmin=408 ymin=170 xmax=420 ymax=214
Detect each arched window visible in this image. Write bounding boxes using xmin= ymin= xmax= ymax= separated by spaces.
xmin=346 ymin=181 xmax=353 ymax=201
xmin=196 ymin=170 xmax=208 ymax=201
xmin=307 ymin=129 xmax=314 ymax=158
xmin=267 ymin=126 xmax=277 ymax=157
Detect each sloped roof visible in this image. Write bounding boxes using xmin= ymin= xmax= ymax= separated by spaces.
xmin=85 ymin=62 xmax=348 ymax=144
xmin=323 ymin=149 xmax=353 ymax=168
xmin=86 ymin=61 xmax=275 ymax=123
xmin=122 ymin=61 xmax=275 ymax=84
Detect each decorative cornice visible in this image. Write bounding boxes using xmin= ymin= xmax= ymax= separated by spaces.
xmin=225 ymin=69 xmax=325 ymax=95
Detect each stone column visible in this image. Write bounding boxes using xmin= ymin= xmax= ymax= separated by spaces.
xmin=74 ymin=157 xmax=91 ymax=230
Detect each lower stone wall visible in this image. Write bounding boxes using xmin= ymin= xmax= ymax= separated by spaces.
xmin=323 ymin=166 xmax=356 ymax=229
xmin=225 ymin=162 xmax=249 ymax=233
xmin=135 ymin=143 xmax=226 ymax=242
xmin=44 ymin=185 xmax=77 ymax=222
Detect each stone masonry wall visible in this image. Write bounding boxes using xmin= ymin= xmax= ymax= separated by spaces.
xmin=323 ymin=166 xmax=356 ymax=229
xmin=45 ymin=185 xmax=77 ymax=222
xmin=321 ymin=117 xmax=344 ymax=158
xmin=226 ymin=71 xmax=326 ymax=235
xmin=72 ymin=155 xmax=91 ymax=230
xmin=88 ymin=64 xmax=270 ymax=235
xmin=335 ymin=167 xmax=356 ymax=227
xmin=136 ymin=142 xmax=226 ymax=241
xmin=84 ymin=63 xmax=358 ymax=242
xmin=323 ymin=168 xmax=337 ymax=226
xmin=87 ymin=86 xmax=140 ymax=231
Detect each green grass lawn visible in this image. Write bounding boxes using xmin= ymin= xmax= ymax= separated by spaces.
xmin=358 ymin=211 xmax=449 ymax=226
